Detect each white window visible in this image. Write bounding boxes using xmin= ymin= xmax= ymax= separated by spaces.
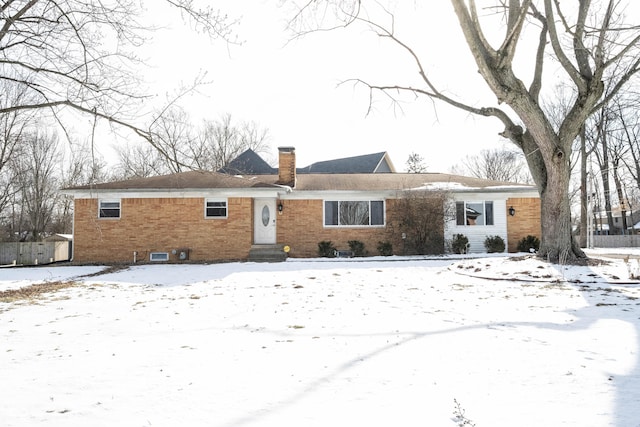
xmin=456 ymin=201 xmax=494 ymax=226
xmin=324 ymin=200 xmax=385 ymax=227
xmin=150 ymin=252 xmax=169 ymax=262
xmin=205 ymin=199 xmax=228 ymax=218
xmin=99 ymin=200 xmax=121 ymax=219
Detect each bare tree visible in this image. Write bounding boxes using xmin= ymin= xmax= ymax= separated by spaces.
xmin=604 ymin=95 xmax=640 ymax=233
xmin=610 ymin=132 xmax=630 ymax=233
xmin=578 ymin=125 xmax=590 ymax=247
xmin=589 ymin=108 xmax=617 ymax=235
xmin=115 ymin=143 xmax=172 ymax=179
xmin=0 ymin=1 xmax=236 ymax=147
xmin=51 ymin=141 xmax=110 ymax=233
xmin=115 ymin=112 xmax=270 ymax=177
xmin=452 ymin=147 xmax=532 ymax=183
xmin=614 ymin=102 xmax=640 ymax=232
xmin=193 ymin=114 xmax=270 ymax=171
xmin=578 ymin=88 xmax=640 ymax=239
xmin=0 ymin=81 xmax=34 ymax=215
xmin=148 ymin=106 xmax=197 ymax=174
xmin=11 ymin=131 xmax=61 ymax=240
xmin=617 ymin=96 xmax=640 ymax=192
xmin=288 ymin=1 xmax=640 ymax=262
xmin=405 ymin=152 xmax=428 ymax=173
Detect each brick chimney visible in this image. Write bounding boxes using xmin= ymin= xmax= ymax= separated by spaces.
xmin=277 ymin=146 xmax=296 ymax=187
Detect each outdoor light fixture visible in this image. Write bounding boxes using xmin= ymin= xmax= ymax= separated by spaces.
xmin=508 ymin=206 xmax=516 ymax=216
xmin=278 ymin=202 xmax=284 ymax=213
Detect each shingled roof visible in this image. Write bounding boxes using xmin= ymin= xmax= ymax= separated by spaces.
xmin=298 ymin=152 xmax=395 ymax=173
xmin=215 ymin=150 xmax=396 ymax=175
xmin=63 ymin=147 xmax=535 ymax=194
xmin=64 ymin=170 xmax=533 ymax=193
xmin=290 ymin=173 xmax=531 ymax=192
xmin=65 ymin=170 xmax=278 ymax=191
xmin=217 ymin=149 xmax=275 ymax=175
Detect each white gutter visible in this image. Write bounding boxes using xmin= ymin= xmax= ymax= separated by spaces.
xmin=60 ymin=187 xmax=291 ymax=199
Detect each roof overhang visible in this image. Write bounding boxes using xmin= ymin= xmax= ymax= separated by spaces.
xmin=61 ymin=181 xmax=537 ymax=200
xmin=61 ymin=186 xmax=291 ymax=199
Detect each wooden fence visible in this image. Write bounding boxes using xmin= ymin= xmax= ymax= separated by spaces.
xmin=0 ymin=242 xmax=71 ymax=266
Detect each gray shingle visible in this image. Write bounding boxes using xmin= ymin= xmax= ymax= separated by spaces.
xmin=298 ymin=152 xmax=393 ymax=173
xmin=65 ymin=171 xmax=533 ymax=192
xmin=217 ymin=149 xmax=275 ymax=175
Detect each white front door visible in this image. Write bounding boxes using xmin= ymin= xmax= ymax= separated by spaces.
xmin=254 ymin=198 xmax=277 ymax=244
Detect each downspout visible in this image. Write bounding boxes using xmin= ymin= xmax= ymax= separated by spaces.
xmin=70 ymin=201 xmax=75 ymax=262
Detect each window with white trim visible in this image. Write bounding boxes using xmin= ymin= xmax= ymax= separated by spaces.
xmin=99 ymin=200 xmax=121 ymax=219
xmin=456 ymin=201 xmax=494 ymax=226
xmin=205 ymin=199 xmax=228 ymax=218
xmin=324 ymin=200 xmax=385 ymax=226
xmin=150 ymin=252 xmax=169 ymax=262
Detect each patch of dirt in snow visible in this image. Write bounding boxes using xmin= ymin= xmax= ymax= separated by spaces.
xmin=76 ymin=264 xmax=130 ymax=277
xmin=451 ymin=255 xmax=630 ymax=284
xmin=0 ymin=265 xmax=130 ymax=306
xmin=0 ymin=281 xmax=78 ymax=303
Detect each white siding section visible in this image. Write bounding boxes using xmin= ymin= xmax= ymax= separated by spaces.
xmin=445 ymin=195 xmax=508 ymax=254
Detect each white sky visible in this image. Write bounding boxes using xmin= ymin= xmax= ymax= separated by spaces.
xmin=109 ymin=0 xmax=510 ymax=172
xmin=83 ymin=1 xmax=637 ymax=174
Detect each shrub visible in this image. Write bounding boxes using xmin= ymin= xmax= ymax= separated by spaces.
xmin=348 ymin=240 xmax=367 ymax=257
xmin=386 ymin=192 xmax=447 ymax=255
xmin=451 ymin=234 xmax=469 ymax=254
xmin=517 ymin=235 xmax=540 ymax=253
xmin=317 ymin=240 xmax=337 ymax=257
xmin=377 ymin=241 xmax=393 ymax=256
xmin=484 ymin=235 xmax=505 ymax=253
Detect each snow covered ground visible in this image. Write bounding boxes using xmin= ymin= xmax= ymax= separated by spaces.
xmin=1 ymin=251 xmax=639 ymax=427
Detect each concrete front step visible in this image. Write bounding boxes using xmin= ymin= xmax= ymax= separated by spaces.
xmin=248 ymin=244 xmax=287 ymax=262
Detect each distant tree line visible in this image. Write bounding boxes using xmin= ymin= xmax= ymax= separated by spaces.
xmin=0 ymin=98 xmax=269 ymax=242
xmin=0 ymin=1 xmax=245 ymax=242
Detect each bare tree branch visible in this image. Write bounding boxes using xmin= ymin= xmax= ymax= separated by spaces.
xmin=528 ymin=3 xmax=547 ymax=100
xmin=545 ymin=0 xmax=584 ymax=90
xmin=0 ymin=0 xmax=236 ymax=153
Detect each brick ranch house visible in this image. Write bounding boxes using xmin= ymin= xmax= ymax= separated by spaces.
xmin=62 ymin=147 xmax=540 ymax=263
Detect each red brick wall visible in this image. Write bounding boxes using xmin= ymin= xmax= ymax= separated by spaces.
xmin=506 ymin=197 xmax=541 ymax=252
xmin=73 ymin=197 xmax=253 ymax=263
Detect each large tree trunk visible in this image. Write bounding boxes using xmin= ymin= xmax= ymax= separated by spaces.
xmin=448 ymin=0 xmax=600 ymax=263
xmin=519 ymin=129 xmax=585 ymax=262
xmin=538 ymin=160 xmax=585 ymax=262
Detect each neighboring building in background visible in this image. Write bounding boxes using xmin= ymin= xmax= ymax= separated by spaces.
xmin=592 ymin=204 xmax=640 ymax=235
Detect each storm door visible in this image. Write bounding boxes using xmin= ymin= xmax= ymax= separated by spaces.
xmin=253 ymin=198 xmax=277 ymax=244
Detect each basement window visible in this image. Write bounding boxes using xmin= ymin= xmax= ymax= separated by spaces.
xmin=150 ymin=252 xmax=169 ymax=262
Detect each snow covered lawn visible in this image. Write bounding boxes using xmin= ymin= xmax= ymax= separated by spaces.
xmin=1 ymin=254 xmax=639 ymax=427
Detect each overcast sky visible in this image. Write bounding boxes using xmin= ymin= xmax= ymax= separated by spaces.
xmin=102 ymin=1 xmax=550 ymax=172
